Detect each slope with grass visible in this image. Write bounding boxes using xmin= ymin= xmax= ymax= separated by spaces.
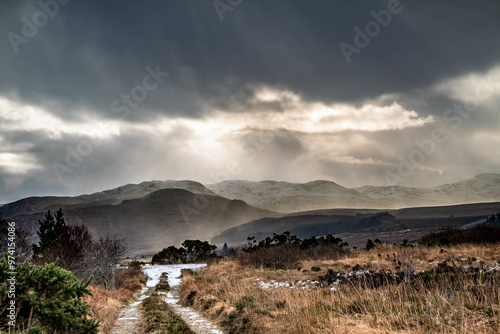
xmin=179 ymin=244 xmax=500 ymax=333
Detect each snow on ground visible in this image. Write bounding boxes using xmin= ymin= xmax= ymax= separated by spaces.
xmin=254 ymin=279 xmax=322 ymax=290
xmin=143 ymin=263 xmax=225 ymax=334
xmin=143 ymin=263 xmax=207 ymax=288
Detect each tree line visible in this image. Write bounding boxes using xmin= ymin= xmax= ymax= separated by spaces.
xmin=31 ymin=208 xmax=126 ymax=288
xmin=152 ymin=239 xmax=217 ymax=264
xmin=0 ymin=209 xmax=127 ymax=333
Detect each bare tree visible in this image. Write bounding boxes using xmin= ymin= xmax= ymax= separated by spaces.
xmin=88 ymin=235 xmax=127 ymax=289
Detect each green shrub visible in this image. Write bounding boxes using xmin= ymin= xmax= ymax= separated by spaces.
xmin=0 ymin=254 xmax=99 ymax=333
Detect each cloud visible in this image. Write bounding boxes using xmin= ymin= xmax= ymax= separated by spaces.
xmin=0 ymin=1 xmax=499 ymax=202
xmin=1 ymin=1 xmax=500 ymax=121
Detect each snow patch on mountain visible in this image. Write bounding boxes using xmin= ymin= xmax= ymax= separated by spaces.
xmin=355 ymin=174 xmax=500 ymax=208
xmin=207 ymin=174 xmax=500 ymax=212
xmin=206 ymin=180 xmax=384 ymax=212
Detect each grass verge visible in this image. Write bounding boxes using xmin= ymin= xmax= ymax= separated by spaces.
xmin=142 ymin=294 xmax=195 ymax=334
xmin=84 ymin=264 xmax=148 ymax=333
xmin=179 ymin=244 xmax=500 ymax=333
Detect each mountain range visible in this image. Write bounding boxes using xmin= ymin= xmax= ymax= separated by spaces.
xmin=1 ymin=174 xmax=499 ymax=255
xmin=206 ymin=174 xmax=500 ymax=212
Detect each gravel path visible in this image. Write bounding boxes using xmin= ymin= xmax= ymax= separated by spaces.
xmin=111 ymin=264 xmax=224 ymax=334
xmin=144 ymin=264 xmax=225 ymax=334
xmin=110 ymin=287 xmax=149 ymax=334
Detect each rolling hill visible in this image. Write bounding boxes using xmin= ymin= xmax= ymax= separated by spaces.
xmin=0 ymin=180 xmax=215 ymax=217
xmin=0 ymin=188 xmax=276 ymax=255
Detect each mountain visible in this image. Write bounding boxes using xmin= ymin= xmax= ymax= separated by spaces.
xmin=206 ymin=180 xmax=385 ymax=212
xmin=0 ymin=180 xmax=215 ymax=217
xmin=74 ymin=180 xmax=217 ymax=204
xmin=2 ymin=174 xmax=499 ymax=255
xmin=0 ymin=188 xmax=276 ymax=255
xmin=207 ymin=174 xmax=500 ymax=212
xmin=355 ymin=174 xmax=500 ymax=209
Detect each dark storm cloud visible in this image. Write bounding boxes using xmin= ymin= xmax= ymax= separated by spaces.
xmin=1 ymin=0 xmax=500 ymax=121
xmin=1 ymin=0 xmax=499 ymax=203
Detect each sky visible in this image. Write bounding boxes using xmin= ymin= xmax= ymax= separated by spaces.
xmin=0 ymin=0 xmax=499 ymax=203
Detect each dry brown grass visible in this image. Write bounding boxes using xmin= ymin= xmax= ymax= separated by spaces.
xmin=179 ymin=244 xmax=500 ymax=334
xmin=84 ymin=286 xmax=135 ymax=333
xmin=84 ymin=266 xmax=148 ymax=333
xmin=302 ymin=243 xmax=500 ymax=273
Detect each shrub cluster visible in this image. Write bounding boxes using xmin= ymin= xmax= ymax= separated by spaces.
xmin=0 ymin=254 xmax=99 ymax=333
xmin=420 ymin=225 xmax=500 ymax=246
xmin=31 ymin=209 xmax=127 ymax=289
xmin=0 ymin=209 xmax=137 ymax=333
xmin=115 ymin=261 xmax=146 ymax=292
xmin=151 ymin=240 xmax=217 ymax=264
xmin=239 ymin=231 xmax=348 ymax=269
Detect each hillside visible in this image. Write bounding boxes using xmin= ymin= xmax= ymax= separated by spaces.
xmin=206 ymin=180 xmax=386 ymax=212
xmin=207 ymin=174 xmax=500 ymax=212
xmin=1 ymin=188 xmax=276 ymax=255
xmin=0 ymin=180 xmax=215 ymax=217
xmin=212 ymin=212 xmax=395 ymax=245
xmin=212 ymin=202 xmax=500 ymax=247
xmin=355 ymin=174 xmax=500 ymax=208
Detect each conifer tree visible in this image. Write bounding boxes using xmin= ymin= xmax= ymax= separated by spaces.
xmin=32 ymin=208 xmax=66 ymax=258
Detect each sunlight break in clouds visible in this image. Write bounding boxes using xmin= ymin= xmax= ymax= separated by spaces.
xmin=434 ymin=65 xmax=500 ymax=103
xmin=0 ymin=153 xmax=40 ymax=174
xmin=155 ymin=87 xmax=435 ymax=139
xmin=0 ymin=96 xmax=121 ymax=140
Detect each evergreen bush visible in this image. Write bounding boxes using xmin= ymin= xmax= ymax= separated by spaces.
xmin=0 ymin=254 xmax=99 ymax=333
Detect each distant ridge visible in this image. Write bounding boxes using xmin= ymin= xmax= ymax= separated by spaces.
xmin=355 ymin=174 xmax=500 ymax=210
xmin=206 ymin=179 xmax=383 ymax=212
xmin=1 ymin=174 xmax=499 ymax=255
xmin=206 ymin=174 xmax=500 ymax=212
